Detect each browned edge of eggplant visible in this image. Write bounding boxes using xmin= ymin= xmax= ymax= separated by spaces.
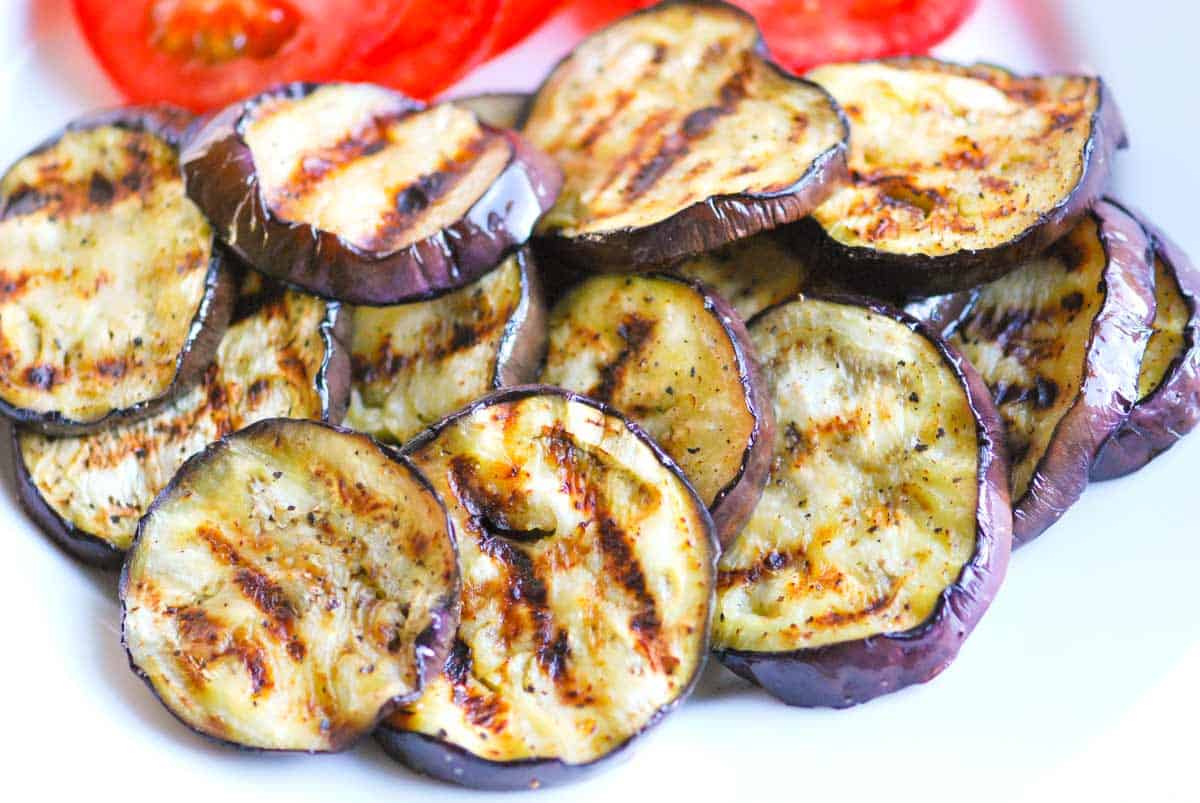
xmin=0 ymin=107 xmax=238 ymax=435
xmin=181 ymin=82 xmax=563 ymax=306
xmin=790 ymin=65 xmax=1128 ymax=300
xmin=377 ymin=384 xmax=718 ymax=790
xmin=529 ymin=0 xmax=850 ymax=272
xmin=10 ymin=283 xmax=352 ymax=569
xmin=493 ymin=249 xmax=548 ymax=387
xmin=1093 ymin=201 xmax=1200 ymax=479
xmin=450 ymin=92 xmax=532 ymax=131
xmin=714 ymin=292 xmax=1012 ymax=708
xmin=948 ymin=202 xmax=1155 ymax=545
xmin=117 ymin=417 xmax=460 ymax=754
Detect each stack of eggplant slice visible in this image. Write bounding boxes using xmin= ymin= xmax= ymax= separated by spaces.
xmin=2 ymin=0 xmax=1197 ymax=791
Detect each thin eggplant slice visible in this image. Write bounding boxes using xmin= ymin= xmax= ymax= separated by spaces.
xmin=345 ymin=250 xmax=545 ymax=444
xmin=1090 ymin=208 xmax=1200 ymax=477
xmin=524 ymin=0 xmax=848 ymax=269
xmin=799 ymin=58 xmax=1126 ymax=297
xmin=541 ymin=273 xmax=772 ymax=546
xmin=182 ymin=83 xmax=562 ymax=305
xmin=944 ymin=202 xmax=1155 ymax=544
xmin=670 ymin=231 xmax=810 ymax=321
xmin=15 ymin=272 xmax=349 ymax=567
xmin=453 ymin=92 xmax=530 ymax=130
xmin=121 ymin=418 xmax=460 ymax=753
xmin=0 ymin=107 xmax=236 ymax=434
xmin=715 ymin=295 xmax=1011 ymax=707
xmin=378 ymin=388 xmax=716 ymax=790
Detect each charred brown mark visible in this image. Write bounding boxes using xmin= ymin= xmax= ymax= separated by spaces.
xmin=444 ymin=643 xmax=508 ymax=733
xmin=196 ymin=525 xmax=307 ymax=661
xmin=246 ymin=378 xmax=270 ymax=406
xmin=578 ymin=91 xmax=635 ymax=153
xmin=23 ymin=364 xmax=60 ymax=390
xmin=88 ymin=173 xmax=115 ymax=206
xmin=717 ymin=547 xmax=803 ymax=591
xmin=806 ymin=584 xmax=900 ymax=628
xmin=95 ymin=357 xmax=127 ymax=380
xmin=172 ymin=606 xmax=273 ymax=695
xmin=589 ymin=314 xmax=654 ymax=402
xmin=1 ymin=186 xmax=47 ymax=218
xmin=993 ymin=375 xmax=1059 ymax=410
xmin=231 ymin=282 xmax=289 ymax=324
xmin=278 ymin=114 xmax=398 ymax=203
xmin=0 ymin=270 xmax=32 ymax=301
xmin=353 ymin=304 xmax=513 ymax=385
xmin=449 ymin=455 xmax=556 ymax=540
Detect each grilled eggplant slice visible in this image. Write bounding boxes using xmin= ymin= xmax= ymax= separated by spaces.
xmin=346 ymin=250 xmax=545 ymax=444
xmin=182 ymin=83 xmax=561 ymax=305
xmin=523 ymin=0 xmax=848 ymax=270
xmin=944 ymin=202 xmax=1155 ymax=544
xmin=1092 ymin=209 xmax=1200 ymax=479
xmin=670 ymin=231 xmax=810 ymax=321
xmin=121 ymin=418 xmax=459 ymax=753
xmin=714 ymin=295 xmax=1011 ymax=707
xmin=0 ymin=107 xmax=236 ymax=434
xmin=377 ymin=388 xmax=717 ymax=790
xmin=14 ymin=273 xmax=349 ymax=567
xmin=799 ymin=58 xmax=1126 ymax=297
xmin=453 ymin=92 xmax=530 ymax=130
xmin=541 ymin=273 xmax=772 ymax=546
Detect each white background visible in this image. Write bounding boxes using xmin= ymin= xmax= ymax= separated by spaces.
xmin=1 ymin=1 xmax=1197 ymax=801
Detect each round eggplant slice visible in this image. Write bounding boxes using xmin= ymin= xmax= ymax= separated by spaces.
xmin=540 ymin=273 xmax=772 ymax=547
xmin=452 ymin=92 xmax=530 ymax=130
xmin=378 ymin=388 xmax=717 ymax=790
xmin=0 ymin=107 xmax=236 ymax=434
xmin=1093 ymin=208 xmax=1200 ymax=479
xmin=944 ymin=202 xmax=1155 ymax=544
xmin=714 ymin=295 xmax=1011 ymax=708
xmin=182 ymin=83 xmax=562 ymax=306
xmin=523 ymin=0 xmax=849 ymax=270
xmin=798 ymin=58 xmax=1126 ymax=297
xmin=670 ymin=231 xmax=811 ymax=321
xmin=121 ymin=418 xmax=460 ymax=753
xmin=346 ymin=250 xmax=545 ymax=444
xmin=14 ymin=272 xmax=349 ymax=568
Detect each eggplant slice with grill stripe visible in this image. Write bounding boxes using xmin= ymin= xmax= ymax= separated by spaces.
xmin=797 ymin=57 xmax=1126 ymax=298
xmin=943 ymin=201 xmax=1155 ymax=544
xmin=345 ymin=250 xmax=545 ymax=444
xmin=523 ymin=0 xmax=849 ymax=270
xmin=377 ymin=388 xmax=717 ymax=790
xmin=182 ymin=82 xmax=562 ymax=306
xmin=14 ymin=271 xmax=349 ymax=568
xmin=714 ymin=295 xmax=1011 ymax=708
xmin=669 ymin=231 xmax=811 ymax=321
xmin=120 ymin=418 xmax=460 ymax=753
xmin=1092 ymin=206 xmax=1200 ymax=479
xmin=452 ymin=92 xmax=530 ymax=130
xmin=540 ymin=273 xmax=772 ymax=547
xmin=0 ymin=106 xmax=236 ymax=434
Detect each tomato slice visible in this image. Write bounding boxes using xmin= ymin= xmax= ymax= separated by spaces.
xmin=735 ymin=0 xmax=978 ymax=72
xmin=483 ymin=0 xmax=563 ymax=57
xmin=72 ymin=0 xmax=403 ymax=111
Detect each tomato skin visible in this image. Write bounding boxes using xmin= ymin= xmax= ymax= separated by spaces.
xmin=484 ymin=0 xmax=563 ymax=56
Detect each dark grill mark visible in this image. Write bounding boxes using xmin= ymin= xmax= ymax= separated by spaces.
xmin=1 ymin=186 xmax=46 ymax=218
xmin=681 ymin=106 xmax=724 ymax=139
xmin=23 ymin=364 xmax=59 ymax=390
xmin=577 ymin=91 xmax=634 ymax=153
xmin=718 ymin=547 xmax=803 ymax=591
xmin=992 ymin=375 xmax=1059 ymax=410
xmin=88 ymin=173 xmax=115 ymax=206
xmin=537 ymin=629 xmax=571 ymax=681
xmin=172 ymin=607 xmax=273 ymax=696
xmin=1061 ymin=292 xmax=1084 ymax=312
xmin=590 ymin=314 xmax=654 ymax=401
xmin=96 ymin=357 xmax=127 ymax=380
xmin=279 ymin=114 xmax=398 ymax=202
xmin=0 ymin=270 xmax=31 ymax=301
xmin=807 ymin=585 xmax=899 ymax=628
xmin=597 ymin=515 xmax=678 ymax=675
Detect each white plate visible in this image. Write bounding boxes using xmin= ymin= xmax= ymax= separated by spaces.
xmin=1 ymin=2 xmax=1197 ymax=801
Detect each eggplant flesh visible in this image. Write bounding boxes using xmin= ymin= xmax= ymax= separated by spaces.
xmin=523 ymin=0 xmax=847 ymax=265
xmin=804 ymin=58 xmax=1122 ymax=295
xmin=381 ymin=389 xmax=716 ymax=788
xmin=670 ymin=232 xmax=810 ymax=321
xmin=346 ymin=251 xmax=545 ymax=444
xmin=16 ymin=273 xmax=347 ymax=563
xmin=0 ymin=119 xmax=232 ymax=432
xmin=541 ymin=273 xmax=772 ymax=545
xmin=453 ymin=92 xmax=529 ymax=130
xmin=121 ymin=418 xmax=459 ymax=753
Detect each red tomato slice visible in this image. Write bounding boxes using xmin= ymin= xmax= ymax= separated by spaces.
xmin=73 ymin=0 xmax=402 ymax=111
xmin=735 ymin=0 xmax=978 ymax=72
xmin=483 ymin=0 xmax=563 ymax=57
xmin=345 ymin=0 xmax=502 ymax=99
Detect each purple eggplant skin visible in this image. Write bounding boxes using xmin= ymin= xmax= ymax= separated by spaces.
xmin=715 ymin=293 xmax=1013 ymax=708
xmin=118 ymin=417 xmax=460 ymax=755
xmin=10 ymin=285 xmax=351 ymax=570
xmin=180 ymin=82 xmax=563 ymax=306
xmin=528 ymin=0 xmax=850 ymax=272
xmin=1092 ymin=207 xmax=1200 ymax=480
xmin=493 ymin=249 xmax=548 ymax=387
xmin=380 ymin=385 xmax=717 ymax=791
xmin=0 ymin=107 xmax=238 ymax=435
xmin=790 ymin=73 xmax=1127 ymax=301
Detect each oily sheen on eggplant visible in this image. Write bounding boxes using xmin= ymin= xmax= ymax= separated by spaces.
xmin=182 ymin=82 xmax=562 ymax=305
xmin=0 ymin=106 xmax=236 ymax=434
xmin=714 ymin=295 xmax=1011 ymax=707
xmin=1092 ymin=205 xmax=1200 ymax=479
xmin=944 ymin=202 xmax=1155 ymax=544
xmin=540 ymin=273 xmax=772 ymax=546
xmin=799 ymin=58 xmax=1126 ymax=297
xmin=121 ymin=418 xmax=460 ymax=753
xmin=523 ymin=0 xmax=849 ymax=269
xmin=345 ymin=250 xmax=545 ymax=444
xmin=14 ymin=272 xmax=349 ymax=567
xmin=378 ymin=388 xmax=717 ymax=790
